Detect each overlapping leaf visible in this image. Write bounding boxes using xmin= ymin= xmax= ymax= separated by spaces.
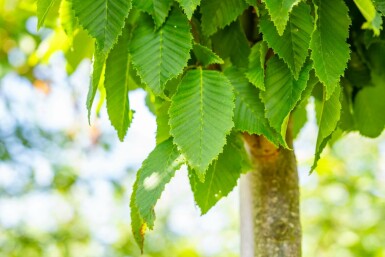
xmin=193 ymin=44 xmax=224 ymax=66
xmin=133 ymin=0 xmax=173 ymax=27
xmin=72 ymin=0 xmax=131 ymax=53
xmin=374 ymin=0 xmax=385 ymax=15
xmin=169 ymin=69 xmax=234 ymax=180
xmin=105 ymin=26 xmax=133 ymax=141
xmin=245 ymin=0 xmax=257 ymax=6
xmin=339 ymin=81 xmax=355 ymax=132
xmin=310 ymin=85 xmax=341 ymax=172
xmin=130 ymin=181 xmax=145 ymax=251
xmin=155 ymin=100 xmax=171 ymax=144
xmin=37 ymin=0 xmax=58 ymax=28
xmin=292 ymin=100 xmax=308 ymax=139
xmin=59 ymin=0 xmax=77 ymax=36
xmin=86 ymin=48 xmax=106 ymax=121
xmin=262 ymin=0 xmax=301 ymax=35
xmin=131 ymin=138 xmax=184 ymax=249
xmin=261 ymin=56 xmax=312 ymax=145
xmin=310 ymin=0 xmax=351 ymax=99
xmin=354 ymin=0 xmax=377 ymax=23
xmin=353 ymin=0 xmax=382 ymax=35
xmin=176 ymin=0 xmax=201 ymax=19
xmin=135 ymin=138 xmax=184 ymax=227
xmin=200 ymin=0 xmax=248 ymax=36
xmin=225 ymin=67 xmax=283 ymax=146
xmin=65 ymin=30 xmax=95 ymax=73
xmin=130 ymin=10 xmax=192 ymax=96
xmin=189 ymin=133 xmax=246 ymax=214
xmin=260 ymin=2 xmax=313 ymax=79
xmin=212 ymin=21 xmax=250 ymax=68
xmin=369 ymin=43 xmax=385 ymax=81
xmin=292 ymin=71 xmax=319 ymax=138
xmin=354 ymin=72 xmax=385 ymax=137
xmin=245 ymin=41 xmax=268 ymax=90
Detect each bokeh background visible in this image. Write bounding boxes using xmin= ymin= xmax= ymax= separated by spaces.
xmin=1 ymin=1 xmax=385 ymax=256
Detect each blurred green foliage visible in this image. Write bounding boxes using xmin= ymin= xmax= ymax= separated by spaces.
xmin=302 ymin=134 xmax=385 ymax=257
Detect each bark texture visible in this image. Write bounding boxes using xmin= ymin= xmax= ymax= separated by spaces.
xmin=241 ymin=127 xmax=301 ymax=257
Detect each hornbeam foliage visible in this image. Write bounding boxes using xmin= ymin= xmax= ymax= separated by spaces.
xmin=169 ymin=69 xmax=234 ymax=180
xmin=37 ymin=0 xmax=385 ymax=251
xmin=261 ymin=56 xmax=312 ymax=144
xmin=310 ymin=0 xmax=351 ymax=99
xmin=72 ymin=0 xmax=131 ymax=53
xmin=105 ymin=26 xmax=133 ymax=141
xmin=259 ymin=2 xmax=313 ymax=79
xmin=189 ymin=133 xmax=249 ymax=214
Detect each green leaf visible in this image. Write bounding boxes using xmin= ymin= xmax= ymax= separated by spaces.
xmin=200 ymin=0 xmax=248 ymax=36
xmin=310 ymin=85 xmax=341 ymax=173
xmin=224 ymin=67 xmax=283 ymax=146
xmin=105 ymin=26 xmax=133 ymax=141
xmin=245 ymin=41 xmax=268 ymax=90
xmin=59 ymin=0 xmax=77 ymax=36
xmin=368 ymin=42 xmax=385 ymax=82
xmin=133 ymin=0 xmax=173 ymax=27
xmin=37 ymin=0 xmax=58 ymax=29
xmin=292 ymin=100 xmax=307 ymax=139
xmin=130 ymin=10 xmax=193 ymax=96
xmin=193 ymin=43 xmax=224 ymax=66
xmin=354 ymin=84 xmax=385 ymax=137
xmin=65 ymin=30 xmax=95 ymax=73
xmin=169 ymin=69 xmax=234 ymax=180
xmin=134 ymin=138 xmax=184 ymax=229
xmin=351 ymin=44 xmax=385 ymax=136
xmin=176 ymin=0 xmax=201 ymax=19
xmin=310 ymin=0 xmax=351 ymax=99
xmin=298 ymin=69 xmax=319 ymax=106
xmin=374 ymin=0 xmax=385 ymax=15
xmin=96 ymin=81 xmax=106 ymax=116
xmin=130 ymin=180 xmax=146 ymax=252
xmin=245 ymin=0 xmax=257 ymax=6
xmin=339 ymin=80 xmax=355 ymax=132
xmin=189 ymin=133 xmax=246 ymax=214
xmin=130 ymin=138 xmax=183 ymax=251
xmin=345 ymin=52 xmax=372 ymax=89
xmin=72 ymin=0 xmax=132 ymax=53
xmin=260 ymin=2 xmax=313 ymax=79
xmin=353 ymin=0 xmax=382 ymax=35
xmin=212 ymin=21 xmax=250 ymax=69
xmin=262 ymin=0 xmax=301 ymax=35
xmin=261 ymin=56 xmax=312 ymax=145
xmin=292 ymin=70 xmax=318 ymax=138
xmin=155 ymin=100 xmax=171 ymax=144
xmin=86 ymin=48 xmax=106 ymax=122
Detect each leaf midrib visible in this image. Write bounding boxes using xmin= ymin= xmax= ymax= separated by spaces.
xmin=158 ymin=30 xmax=164 ymax=89
xmin=103 ymin=0 xmax=109 ymax=51
xmin=119 ymin=54 xmax=131 ymax=139
xmin=313 ymin=0 xmax=334 ymax=87
xmin=38 ymin=0 xmax=57 ymax=28
xmin=199 ymin=68 xmax=204 ymax=170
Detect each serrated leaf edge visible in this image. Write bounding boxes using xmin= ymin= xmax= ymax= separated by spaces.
xmin=169 ymin=69 xmax=235 ymax=182
xmin=71 ymin=0 xmax=132 ymax=54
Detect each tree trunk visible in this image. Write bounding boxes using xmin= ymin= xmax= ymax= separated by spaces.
xmin=240 ymin=126 xmax=301 ymax=257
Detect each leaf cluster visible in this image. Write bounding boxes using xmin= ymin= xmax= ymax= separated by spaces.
xmin=36 ymin=0 xmax=385 ymax=250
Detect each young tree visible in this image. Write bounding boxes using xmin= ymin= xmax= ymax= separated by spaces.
xmin=37 ymin=0 xmax=385 ymax=256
